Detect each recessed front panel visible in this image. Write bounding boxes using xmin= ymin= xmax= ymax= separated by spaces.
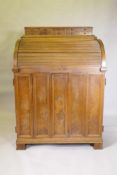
xmin=15 ymin=74 xmax=33 ymax=137
xmin=51 ymin=74 xmax=68 ymax=137
xmin=33 ymin=73 xmax=50 ymax=137
xmin=86 ymin=74 xmax=104 ymax=136
xmin=68 ymin=74 xmax=87 ymax=136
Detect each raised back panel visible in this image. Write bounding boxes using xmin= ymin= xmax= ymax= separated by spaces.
xmin=25 ymin=27 xmax=93 ymax=35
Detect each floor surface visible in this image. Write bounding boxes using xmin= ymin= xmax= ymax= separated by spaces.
xmin=0 ymin=92 xmax=117 ymax=175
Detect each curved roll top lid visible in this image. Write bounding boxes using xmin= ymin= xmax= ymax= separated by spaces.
xmin=13 ymin=27 xmax=106 ymax=72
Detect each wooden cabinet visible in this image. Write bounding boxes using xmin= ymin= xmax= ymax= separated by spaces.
xmin=13 ymin=27 xmax=106 ymax=150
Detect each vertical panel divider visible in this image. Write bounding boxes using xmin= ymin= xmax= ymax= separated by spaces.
xmin=67 ymin=73 xmax=70 ymax=137
xmin=51 ymin=73 xmax=54 ymax=137
xmin=30 ymin=73 xmax=34 ymax=137
xmin=98 ymin=74 xmax=105 ymax=136
xmin=85 ymin=74 xmax=88 ymax=137
xmin=32 ymin=73 xmax=36 ymax=137
xmin=65 ymin=73 xmax=68 ymax=137
xmin=48 ymin=73 xmax=52 ymax=137
xmin=15 ymin=74 xmax=20 ymax=137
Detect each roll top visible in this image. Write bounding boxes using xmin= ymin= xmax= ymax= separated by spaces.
xmin=13 ymin=27 xmax=106 ymax=72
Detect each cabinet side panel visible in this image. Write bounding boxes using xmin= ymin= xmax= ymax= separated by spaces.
xmin=52 ymin=74 xmax=68 ymax=136
xmin=33 ymin=73 xmax=50 ymax=137
xmin=15 ymin=74 xmax=33 ymax=137
xmin=86 ymin=74 xmax=104 ymax=136
xmin=68 ymin=74 xmax=86 ymax=136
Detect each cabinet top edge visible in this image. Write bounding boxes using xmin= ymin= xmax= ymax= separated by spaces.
xmin=25 ymin=27 xmax=93 ymax=35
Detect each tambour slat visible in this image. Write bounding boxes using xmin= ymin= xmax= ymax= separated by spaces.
xmin=18 ymin=52 xmax=101 ymax=67
xmin=19 ymin=37 xmax=100 ymax=53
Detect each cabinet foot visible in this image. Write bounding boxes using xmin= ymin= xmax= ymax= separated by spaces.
xmin=16 ymin=144 xmax=26 ymax=150
xmin=93 ymin=143 xmax=103 ymax=150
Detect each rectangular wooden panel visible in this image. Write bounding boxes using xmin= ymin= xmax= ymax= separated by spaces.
xmin=33 ymin=73 xmax=50 ymax=137
xmin=52 ymin=74 xmax=68 ymax=136
xmin=86 ymin=74 xmax=104 ymax=136
xmin=25 ymin=27 xmax=93 ymax=35
xmin=68 ymin=74 xmax=86 ymax=136
xmin=15 ymin=74 xmax=33 ymax=137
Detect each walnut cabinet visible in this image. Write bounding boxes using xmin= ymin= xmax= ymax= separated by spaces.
xmin=13 ymin=27 xmax=106 ymax=150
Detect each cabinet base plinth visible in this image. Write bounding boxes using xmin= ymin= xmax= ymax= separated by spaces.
xmin=16 ymin=142 xmax=103 ymax=150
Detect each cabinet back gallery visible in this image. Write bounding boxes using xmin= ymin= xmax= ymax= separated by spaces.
xmin=13 ymin=27 xmax=106 ymax=150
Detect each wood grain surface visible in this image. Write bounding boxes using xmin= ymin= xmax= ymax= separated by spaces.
xmin=13 ymin=27 xmax=106 ymax=150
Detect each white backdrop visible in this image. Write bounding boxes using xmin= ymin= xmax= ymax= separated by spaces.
xmin=0 ymin=0 xmax=117 ymax=116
